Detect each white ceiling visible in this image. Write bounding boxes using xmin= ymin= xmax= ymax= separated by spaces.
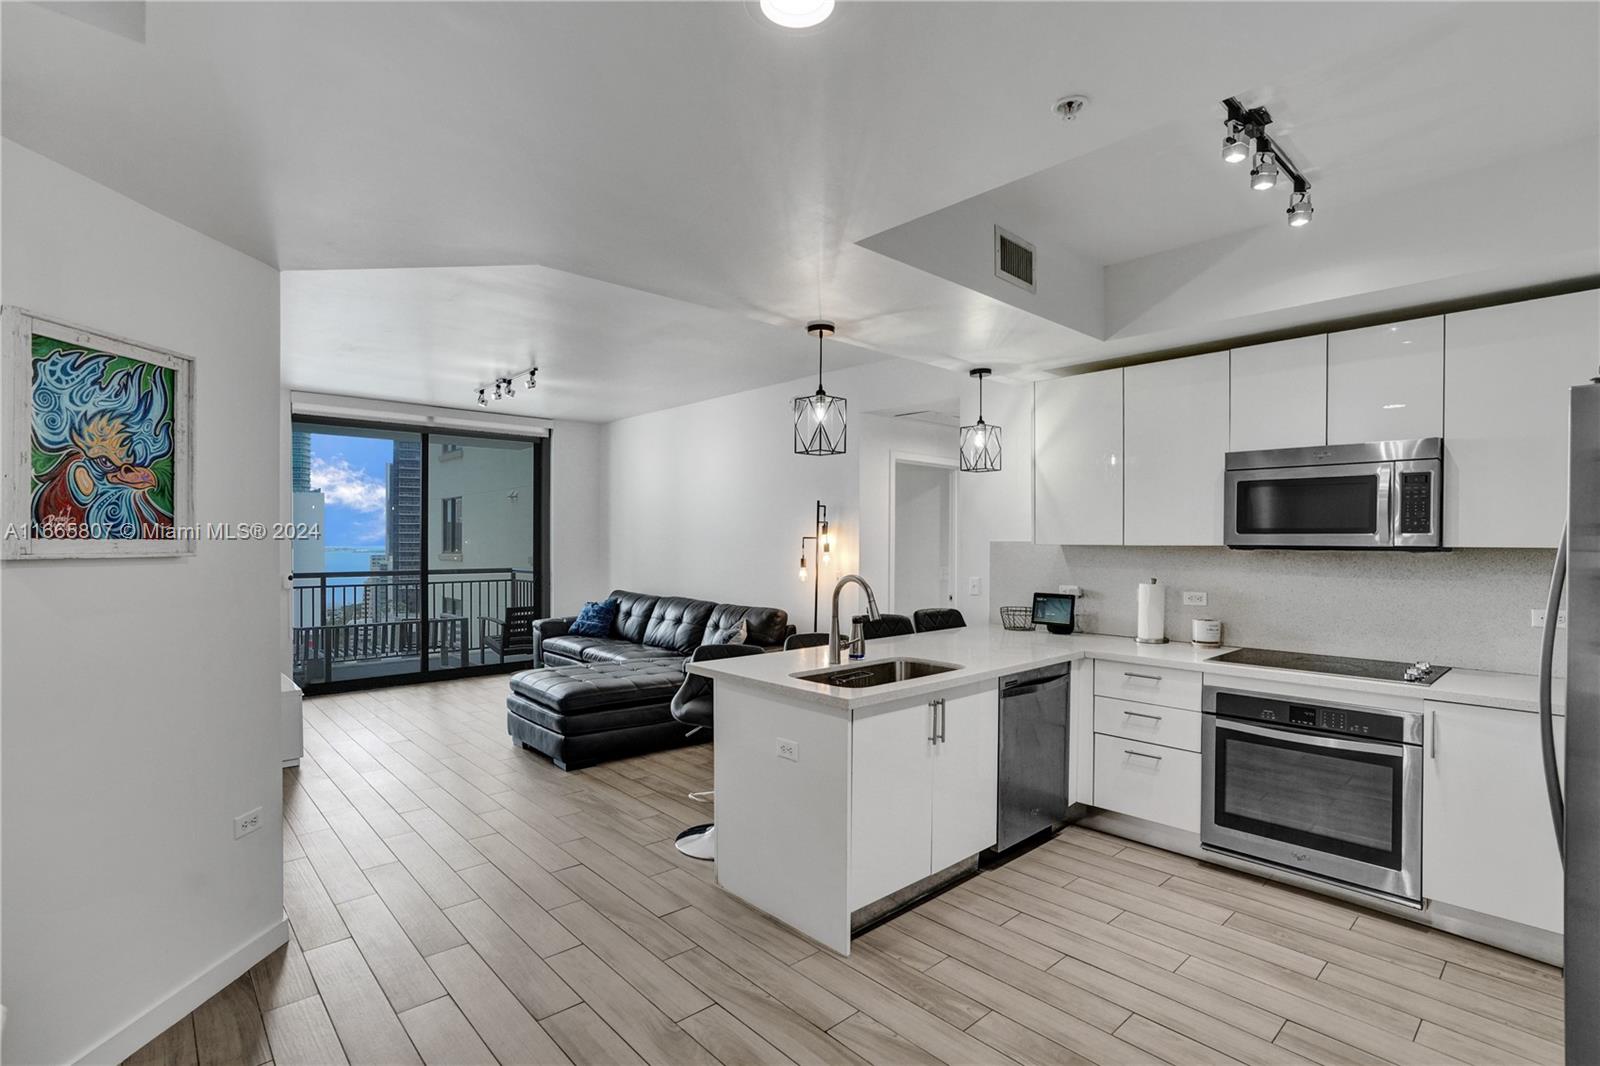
xmin=4 ymin=2 xmax=1597 ymax=420
xmin=280 ymin=266 xmax=880 ymax=421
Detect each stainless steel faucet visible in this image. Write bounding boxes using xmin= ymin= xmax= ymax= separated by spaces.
xmin=828 ymin=574 xmax=882 ymax=664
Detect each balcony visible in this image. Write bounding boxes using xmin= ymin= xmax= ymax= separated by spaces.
xmin=291 ymin=567 xmax=537 ymax=688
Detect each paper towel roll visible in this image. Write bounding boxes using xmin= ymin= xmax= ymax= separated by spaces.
xmin=1136 ymin=578 xmax=1167 ymax=644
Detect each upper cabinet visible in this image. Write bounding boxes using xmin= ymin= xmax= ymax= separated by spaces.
xmin=1327 ymin=316 xmax=1444 ymax=445
xmin=1229 ymin=336 xmax=1327 ymax=452
xmin=1444 ymin=290 xmax=1600 ymax=548
xmin=1035 ymin=368 xmax=1122 ymax=545
xmin=1125 ymin=352 xmax=1229 ymax=545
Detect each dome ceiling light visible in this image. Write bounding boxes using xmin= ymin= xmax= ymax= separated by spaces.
xmin=1221 ymin=96 xmax=1315 ymax=228
xmin=760 ymin=0 xmax=834 ymax=28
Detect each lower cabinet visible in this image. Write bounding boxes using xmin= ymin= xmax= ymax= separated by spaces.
xmin=1093 ymin=734 xmax=1201 ymax=833
xmin=849 ymin=684 xmax=998 ymax=910
xmin=1423 ymin=702 xmax=1565 ymax=933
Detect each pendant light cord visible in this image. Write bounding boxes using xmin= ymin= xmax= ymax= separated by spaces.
xmin=817 ymin=331 xmax=825 ymax=393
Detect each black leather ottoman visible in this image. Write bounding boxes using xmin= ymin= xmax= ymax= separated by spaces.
xmin=506 ymin=660 xmax=700 ymax=771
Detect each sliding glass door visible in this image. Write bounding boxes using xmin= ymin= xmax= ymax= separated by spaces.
xmin=289 ymin=417 xmax=544 ymax=693
xmin=427 ymin=433 xmax=539 ymax=669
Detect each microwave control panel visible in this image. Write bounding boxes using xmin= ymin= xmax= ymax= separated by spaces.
xmin=1398 ymin=471 xmax=1433 ymax=534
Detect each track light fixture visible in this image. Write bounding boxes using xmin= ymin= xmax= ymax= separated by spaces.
xmin=1287 ymin=188 xmax=1314 ymax=227
xmin=1221 ymin=97 xmax=1315 ymax=228
xmin=1221 ymin=123 xmax=1250 ymax=165
xmin=1250 ymin=151 xmax=1280 ymax=191
xmin=472 ymin=367 xmax=540 ymax=408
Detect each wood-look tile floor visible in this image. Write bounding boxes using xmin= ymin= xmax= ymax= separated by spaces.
xmin=126 ymin=675 xmax=1564 ymax=1066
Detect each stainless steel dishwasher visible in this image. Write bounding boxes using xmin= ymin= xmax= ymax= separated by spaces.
xmin=995 ymin=663 xmax=1072 ymax=851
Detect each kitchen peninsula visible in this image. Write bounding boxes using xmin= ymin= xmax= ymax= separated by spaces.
xmin=691 ymin=625 xmax=1566 ymax=958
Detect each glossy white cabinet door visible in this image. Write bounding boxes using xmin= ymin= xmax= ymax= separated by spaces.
xmin=1035 ymin=368 xmax=1123 ymax=545
xmin=1423 ymin=703 xmax=1565 ymax=933
xmin=1125 ymin=352 xmax=1228 ymax=545
xmin=1229 ymin=336 xmax=1328 ymax=451
xmin=848 ymin=699 xmax=934 ymax=910
xmin=929 ymin=687 xmax=999 ymax=871
xmin=1444 ymin=291 xmax=1600 ymax=547
xmin=1327 ymin=316 xmax=1444 ymax=444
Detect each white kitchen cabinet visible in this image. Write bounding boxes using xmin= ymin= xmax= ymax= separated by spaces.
xmin=1093 ymin=661 xmax=1203 ymax=710
xmin=1093 ymin=735 xmax=1201 ymax=833
xmin=1444 ymin=290 xmax=1600 ymax=547
xmin=1124 ymin=352 xmax=1229 ymax=545
xmin=1229 ymin=336 xmax=1328 ymax=451
xmin=849 ymin=684 xmax=998 ymax=909
xmin=1035 ymin=368 xmax=1123 ymax=545
xmin=1327 ymin=316 xmax=1444 ymax=444
xmin=930 ymin=688 xmax=1000 ymax=871
xmin=1423 ymin=702 xmax=1565 ymax=933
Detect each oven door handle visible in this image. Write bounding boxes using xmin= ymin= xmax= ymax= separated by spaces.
xmin=1214 ymin=718 xmax=1412 ymax=758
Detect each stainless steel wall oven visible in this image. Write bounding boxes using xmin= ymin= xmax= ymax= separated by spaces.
xmin=1202 ymin=687 xmax=1423 ymax=904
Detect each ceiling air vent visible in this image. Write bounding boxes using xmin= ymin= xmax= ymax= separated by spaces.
xmin=994 ymin=226 xmax=1035 ymax=293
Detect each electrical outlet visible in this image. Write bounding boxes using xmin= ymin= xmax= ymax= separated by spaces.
xmin=776 ymin=738 xmax=799 ymax=762
xmin=234 ymin=807 xmax=263 ymax=839
xmin=1058 ymin=585 xmax=1082 ymax=597
xmin=1531 ymin=609 xmax=1568 ymax=628
xmin=967 ymin=577 xmax=982 ymax=596
xmin=1183 ymin=591 xmax=1208 ymax=607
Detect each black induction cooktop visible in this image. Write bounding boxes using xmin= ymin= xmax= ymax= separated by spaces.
xmin=1208 ymin=647 xmax=1451 ymax=685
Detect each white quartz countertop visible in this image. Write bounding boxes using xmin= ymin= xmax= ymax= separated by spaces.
xmin=689 ymin=625 xmax=1562 ymax=715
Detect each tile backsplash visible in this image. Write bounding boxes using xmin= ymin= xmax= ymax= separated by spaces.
xmin=990 ymin=542 xmax=1563 ymax=676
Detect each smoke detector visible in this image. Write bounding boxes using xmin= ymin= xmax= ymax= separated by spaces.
xmin=1053 ymin=95 xmax=1090 ymax=121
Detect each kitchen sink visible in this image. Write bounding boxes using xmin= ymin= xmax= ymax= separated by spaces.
xmin=791 ymin=658 xmax=960 ymax=688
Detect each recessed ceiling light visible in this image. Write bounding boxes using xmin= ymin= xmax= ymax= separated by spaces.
xmin=761 ymin=0 xmax=834 ymax=28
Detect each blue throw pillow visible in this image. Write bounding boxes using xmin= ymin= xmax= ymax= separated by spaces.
xmin=570 ymin=598 xmax=618 ymax=637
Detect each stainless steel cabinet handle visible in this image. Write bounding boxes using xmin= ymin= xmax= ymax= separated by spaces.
xmin=939 ymin=699 xmax=947 ymax=743
xmin=1124 ymin=749 xmax=1163 ymax=763
xmin=1123 ymin=672 xmax=1163 ymax=683
xmin=1122 ymin=710 xmax=1163 ymax=721
xmin=1431 ymin=717 xmax=1438 ymax=760
xmin=928 ymin=700 xmax=938 ymax=743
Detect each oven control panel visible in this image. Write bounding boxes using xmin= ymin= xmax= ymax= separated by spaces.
xmin=1212 ymin=691 xmax=1411 ymax=744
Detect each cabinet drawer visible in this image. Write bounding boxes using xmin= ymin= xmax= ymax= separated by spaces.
xmin=1093 ymin=736 xmax=1201 ymax=833
xmin=1093 ymin=662 xmax=1201 ymax=710
xmin=1093 ymin=697 xmax=1201 ymax=753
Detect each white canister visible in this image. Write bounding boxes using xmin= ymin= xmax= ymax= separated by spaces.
xmin=1192 ymin=618 xmax=1223 ymax=647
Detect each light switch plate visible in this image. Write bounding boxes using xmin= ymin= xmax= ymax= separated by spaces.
xmin=967 ymin=577 xmax=982 ymax=596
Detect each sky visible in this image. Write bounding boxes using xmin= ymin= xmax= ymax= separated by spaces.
xmin=308 ymin=432 xmax=392 ymax=551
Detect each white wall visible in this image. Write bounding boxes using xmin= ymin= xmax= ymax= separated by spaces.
xmin=956 ymin=378 xmax=1034 ymax=623
xmin=548 ymin=419 xmax=609 ymax=615
xmin=604 ymin=358 xmax=980 ymax=633
xmin=1 ymin=142 xmax=287 ymax=1064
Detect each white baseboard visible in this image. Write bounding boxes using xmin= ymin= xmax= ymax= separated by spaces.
xmin=75 ymin=916 xmax=289 ymax=1065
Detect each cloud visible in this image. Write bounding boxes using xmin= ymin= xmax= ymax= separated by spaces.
xmin=310 ymin=456 xmax=387 ymax=513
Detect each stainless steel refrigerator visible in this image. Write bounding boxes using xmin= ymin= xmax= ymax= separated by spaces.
xmin=1540 ymin=381 xmax=1600 ymax=1064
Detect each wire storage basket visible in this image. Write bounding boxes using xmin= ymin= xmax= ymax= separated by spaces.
xmin=1000 ymin=606 xmax=1035 ymax=632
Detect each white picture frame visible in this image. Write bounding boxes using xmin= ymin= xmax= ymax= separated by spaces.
xmin=2 ymin=307 xmax=196 ymax=559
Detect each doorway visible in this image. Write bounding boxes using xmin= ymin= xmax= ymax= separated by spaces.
xmin=890 ymin=456 xmax=957 ymax=616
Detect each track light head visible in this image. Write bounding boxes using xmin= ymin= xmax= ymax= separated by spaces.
xmin=1287 ymin=190 xmax=1314 ymax=228
xmin=477 ymin=389 xmax=487 ymax=407
xmin=493 ymin=381 xmax=502 ymax=401
xmin=502 ymin=376 xmax=515 ymax=398
xmin=526 ymin=369 xmax=538 ymax=390
xmin=1250 ymin=152 xmax=1280 ymax=191
xmin=1221 ymin=125 xmax=1250 ymax=164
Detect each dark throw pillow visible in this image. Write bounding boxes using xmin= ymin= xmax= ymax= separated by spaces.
xmin=570 ymin=598 xmax=618 ymax=637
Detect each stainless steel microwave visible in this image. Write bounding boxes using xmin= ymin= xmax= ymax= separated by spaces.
xmin=1224 ymin=438 xmax=1443 ymax=550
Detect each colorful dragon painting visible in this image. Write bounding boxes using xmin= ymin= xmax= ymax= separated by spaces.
xmin=30 ymin=335 xmax=176 ymax=540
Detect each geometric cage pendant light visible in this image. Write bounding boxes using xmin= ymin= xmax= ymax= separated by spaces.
xmin=960 ymin=367 xmax=1002 ymax=473
xmin=793 ymin=320 xmax=847 ymax=456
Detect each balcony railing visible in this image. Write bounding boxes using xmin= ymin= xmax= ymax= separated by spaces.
xmin=290 ymin=567 xmax=537 ymax=687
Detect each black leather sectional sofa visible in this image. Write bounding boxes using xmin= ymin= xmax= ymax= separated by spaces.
xmin=505 ymin=590 xmax=792 ymax=770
